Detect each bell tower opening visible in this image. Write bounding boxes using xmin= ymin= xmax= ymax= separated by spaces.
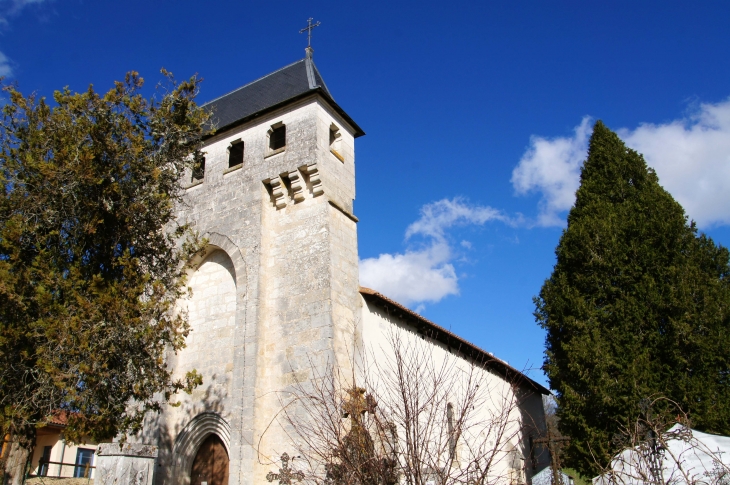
xmin=190 ymin=434 xmax=229 ymax=485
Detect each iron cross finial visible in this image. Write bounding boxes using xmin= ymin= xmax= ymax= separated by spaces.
xmin=299 ymin=18 xmax=321 ymax=48
xmin=266 ymin=453 xmax=305 ymax=485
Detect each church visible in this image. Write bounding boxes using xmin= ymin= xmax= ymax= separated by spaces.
xmin=129 ymin=47 xmax=550 ymax=485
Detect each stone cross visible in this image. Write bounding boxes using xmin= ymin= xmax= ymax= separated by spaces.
xmin=534 ymin=421 xmax=570 ymax=485
xmin=342 ymin=387 xmax=377 ymax=419
xmin=266 ymin=453 xmax=305 ymax=485
xmin=299 ymin=18 xmax=321 ymax=48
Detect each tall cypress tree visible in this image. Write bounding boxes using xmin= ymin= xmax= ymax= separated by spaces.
xmin=536 ymin=121 xmax=730 ymax=476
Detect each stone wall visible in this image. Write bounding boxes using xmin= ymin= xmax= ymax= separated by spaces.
xmin=176 ymin=249 xmax=237 ymax=395
xmin=138 ymin=93 xmax=361 ymax=485
xmin=94 ymin=443 xmax=157 ymax=485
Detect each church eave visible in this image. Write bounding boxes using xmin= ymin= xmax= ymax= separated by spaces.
xmin=204 ymin=88 xmax=365 ymax=140
xmin=359 ymin=287 xmax=551 ymax=395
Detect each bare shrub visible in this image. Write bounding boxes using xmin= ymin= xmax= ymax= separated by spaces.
xmin=595 ymin=398 xmax=730 ymax=485
xmin=264 ymin=330 xmax=538 ymax=485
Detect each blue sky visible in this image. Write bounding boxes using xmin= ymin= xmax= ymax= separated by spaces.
xmin=4 ymin=1 xmax=730 ymax=387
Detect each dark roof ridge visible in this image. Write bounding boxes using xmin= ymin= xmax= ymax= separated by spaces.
xmin=359 ymin=286 xmax=550 ymax=395
xmin=309 ymin=59 xmax=332 ymax=99
xmin=201 ymin=58 xmax=306 ymax=107
xmin=304 ymin=56 xmax=317 ymax=90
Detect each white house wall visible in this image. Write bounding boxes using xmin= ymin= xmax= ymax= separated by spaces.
xmin=30 ymin=432 xmax=98 ymax=479
xmin=359 ymin=296 xmax=548 ymax=484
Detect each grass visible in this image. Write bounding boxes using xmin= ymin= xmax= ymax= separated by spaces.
xmin=563 ymin=467 xmax=591 ymax=485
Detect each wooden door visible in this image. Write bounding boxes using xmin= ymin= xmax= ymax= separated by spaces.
xmin=191 ymin=434 xmax=229 ymax=485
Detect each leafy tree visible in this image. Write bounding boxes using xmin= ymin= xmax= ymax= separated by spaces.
xmin=0 ymin=71 xmax=208 ymax=482
xmin=536 ymin=121 xmax=730 ymax=477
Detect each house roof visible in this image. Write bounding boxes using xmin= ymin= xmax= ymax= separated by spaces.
xmin=46 ymin=410 xmax=69 ymax=428
xmin=359 ymin=287 xmax=551 ymax=395
xmin=203 ymin=53 xmax=365 ymax=138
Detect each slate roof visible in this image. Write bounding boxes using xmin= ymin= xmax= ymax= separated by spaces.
xmin=203 ymin=55 xmax=364 ymax=137
xmin=359 ymin=287 xmax=551 ymax=395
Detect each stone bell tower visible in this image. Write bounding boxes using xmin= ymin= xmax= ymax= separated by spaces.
xmin=144 ymin=49 xmax=366 ymax=485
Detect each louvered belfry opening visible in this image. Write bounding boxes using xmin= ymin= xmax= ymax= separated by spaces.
xmin=269 ymin=124 xmax=286 ymax=151
xmin=190 ymin=434 xmax=229 ymax=485
xmin=228 ymin=140 xmax=244 ymax=168
xmin=191 ymin=156 xmax=205 ymax=182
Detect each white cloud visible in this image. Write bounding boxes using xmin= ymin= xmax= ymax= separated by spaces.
xmin=359 ymin=198 xmax=508 ymax=307
xmin=0 ymin=0 xmax=50 ymax=76
xmin=0 ymin=51 xmax=12 ymax=77
xmin=405 ymin=197 xmax=514 ymax=239
xmin=511 ymin=116 xmax=592 ymax=226
xmin=512 ymin=99 xmax=730 ymax=228
xmin=2 ymin=0 xmax=47 ymax=16
xmin=360 ymin=241 xmax=458 ymax=307
xmin=619 ymin=99 xmax=730 ymax=227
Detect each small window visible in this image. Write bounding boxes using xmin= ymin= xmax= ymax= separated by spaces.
xmin=39 ymin=445 xmax=52 ymax=476
xmin=228 ymin=140 xmax=244 ymax=168
xmin=73 ymin=448 xmax=94 ymax=478
xmin=269 ymin=124 xmax=286 ymax=152
xmin=191 ymin=155 xmax=205 ymax=183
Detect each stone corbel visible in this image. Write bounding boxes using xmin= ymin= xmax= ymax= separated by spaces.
xmin=288 ymin=169 xmax=305 ymax=202
xmin=302 ymin=163 xmax=324 ymax=197
xmin=265 ymin=176 xmax=287 ymax=209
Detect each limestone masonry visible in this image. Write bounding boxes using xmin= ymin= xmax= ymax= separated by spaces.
xmin=133 ymin=50 xmax=550 ymax=485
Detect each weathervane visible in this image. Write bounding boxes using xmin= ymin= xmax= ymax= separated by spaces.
xmin=299 ymin=18 xmax=321 ymax=48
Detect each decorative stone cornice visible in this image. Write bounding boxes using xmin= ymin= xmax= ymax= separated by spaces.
xmin=263 ymin=163 xmax=325 ymax=210
xmin=328 ymin=200 xmax=358 ymax=223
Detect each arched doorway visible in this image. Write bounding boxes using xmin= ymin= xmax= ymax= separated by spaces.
xmin=190 ymin=434 xmax=229 ymax=485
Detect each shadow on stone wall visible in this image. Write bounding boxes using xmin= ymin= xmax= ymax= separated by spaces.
xmin=137 ymin=372 xmax=230 ymax=484
xmin=515 ymin=386 xmax=551 ymax=481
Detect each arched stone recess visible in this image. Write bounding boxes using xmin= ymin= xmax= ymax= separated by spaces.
xmin=175 ymin=245 xmax=237 ymax=386
xmin=171 ymin=412 xmax=232 ymax=484
xmin=176 ymin=233 xmax=251 ymax=483
xmin=188 ymin=232 xmax=247 ymax=301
